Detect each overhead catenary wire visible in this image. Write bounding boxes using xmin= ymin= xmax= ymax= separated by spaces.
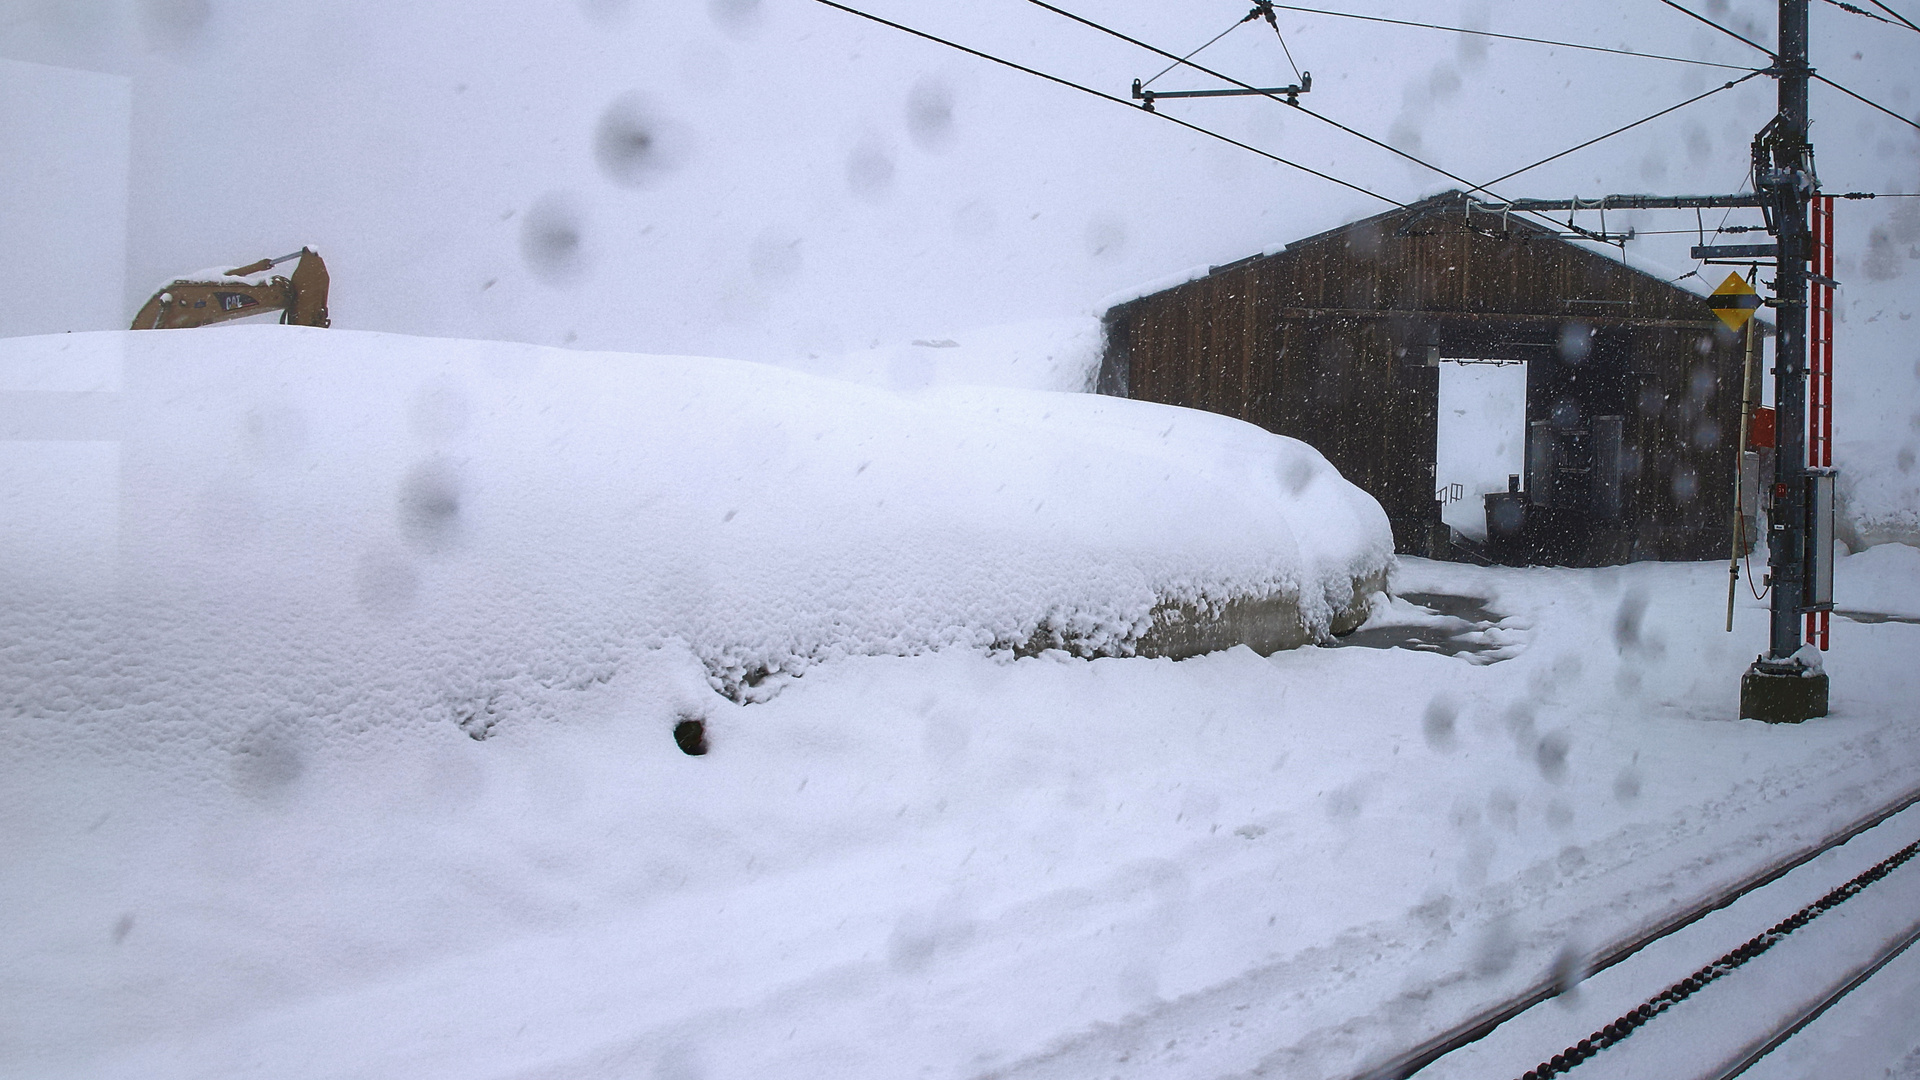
xmin=1866 ymin=0 xmax=1920 ymax=33
xmin=814 ymin=0 xmax=1911 ymax=251
xmin=1025 ymin=0 xmax=1783 ymax=251
xmin=1654 ymin=0 xmax=1779 ymax=56
xmin=1635 ymin=225 xmax=1770 ymax=233
xmin=1816 ymin=0 xmax=1920 ymax=31
xmin=1474 ymin=71 xmax=1766 ymax=190
xmin=1139 ymin=11 xmax=1252 ymax=90
xmin=1021 ymin=0 xmax=1613 ymax=240
xmin=1031 ymin=0 xmax=1496 ymax=195
xmin=1261 ymin=3 xmax=1761 ymax=70
xmin=1250 ymin=1 xmax=1306 ymax=83
xmin=805 ymin=0 xmax=1401 ymax=206
xmin=1676 ymin=163 xmax=1753 ymax=289
xmin=1812 ymin=72 xmax=1920 ymax=132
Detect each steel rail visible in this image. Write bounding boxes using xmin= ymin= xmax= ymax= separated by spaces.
xmin=1701 ymin=918 xmax=1920 ymax=1080
xmin=1350 ymin=781 xmax=1920 ymax=1080
xmin=1514 ymin=835 xmax=1920 ymax=1078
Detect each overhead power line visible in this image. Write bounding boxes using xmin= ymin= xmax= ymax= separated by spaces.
xmin=1477 ymin=71 xmax=1766 ymax=189
xmin=1022 ymin=0 xmax=1648 ymax=245
xmin=1250 ymin=1 xmax=1306 ymax=83
xmin=1812 ymin=72 xmax=1920 ymax=132
xmin=1262 ymin=3 xmax=1761 ymax=70
xmin=1024 ymin=3 xmax=1499 ymax=197
xmin=1816 ymin=0 xmax=1920 ymax=31
xmin=1025 ymin=0 xmax=1771 ymax=247
xmin=1026 ymin=1 xmax=1765 ymax=230
xmin=1139 ymin=13 xmax=1248 ymax=90
xmin=1867 ymin=0 xmax=1920 ymax=32
xmin=1139 ymin=2 xmax=1305 ymax=91
xmin=1654 ymin=0 xmax=1779 ymax=55
xmin=805 ymin=0 xmax=1401 ymax=206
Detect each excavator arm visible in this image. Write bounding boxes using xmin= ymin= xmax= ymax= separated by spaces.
xmin=132 ymin=248 xmax=331 ymax=330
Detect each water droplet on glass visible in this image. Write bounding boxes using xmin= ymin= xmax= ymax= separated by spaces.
xmin=846 ymin=136 xmax=896 ymax=202
xmin=140 ymin=0 xmax=210 ymax=51
xmin=520 ymin=192 xmax=590 ymax=285
xmin=1473 ymin=915 xmax=1517 ymax=978
xmin=1550 ymin=939 xmax=1590 ymax=1003
xmin=708 ymin=0 xmax=762 ymax=37
xmin=1557 ymin=322 xmax=1592 ymax=363
xmin=1613 ymin=589 xmax=1647 ymax=652
xmin=399 ymin=459 xmax=463 ymax=552
xmin=905 ymin=76 xmax=956 ymax=150
xmin=1423 ymin=695 xmax=1458 ymax=751
xmin=1613 ymin=766 xmax=1643 ymax=803
xmin=1084 ymin=214 xmax=1128 ymax=261
xmin=1535 ymin=730 xmax=1570 ymax=782
xmin=748 ymin=226 xmax=803 ymax=284
xmin=594 ymin=93 xmax=694 ymax=188
xmin=1671 ymin=462 xmax=1699 ymax=504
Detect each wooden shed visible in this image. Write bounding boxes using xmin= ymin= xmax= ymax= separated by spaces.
xmin=1098 ymin=190 xmax=1755 ymax=566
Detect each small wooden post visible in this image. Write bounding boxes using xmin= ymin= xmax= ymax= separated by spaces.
xmin=1727 ymin=314 xmax=1760 ymax=631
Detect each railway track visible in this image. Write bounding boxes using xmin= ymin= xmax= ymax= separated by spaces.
xmin=1351 ymin=783 xmax=1920 ymax=1080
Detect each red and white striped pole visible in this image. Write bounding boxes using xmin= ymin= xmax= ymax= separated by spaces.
xmin=1807 ymin=194 xmax=1834 ymax=650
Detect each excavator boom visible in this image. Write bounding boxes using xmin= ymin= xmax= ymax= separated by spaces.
xmin=132 ymin=248 xmax=331 ymax=330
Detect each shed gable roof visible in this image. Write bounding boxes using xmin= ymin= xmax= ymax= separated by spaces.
xmin=1113 ymin=189 xmax=1767 ymax=332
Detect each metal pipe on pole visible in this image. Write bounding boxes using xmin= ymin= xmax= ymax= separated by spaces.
xmin=1727 ymin=317 xmax=1760 ymax=634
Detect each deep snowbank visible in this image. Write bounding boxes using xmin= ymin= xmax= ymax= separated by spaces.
xmin=1836 ymin=436 xmax=1920 ymax=552
xmin=0 ymin=326 xmax=1389 ymax=748
xmin=780 ymin=317 xmax=1106 ymax=395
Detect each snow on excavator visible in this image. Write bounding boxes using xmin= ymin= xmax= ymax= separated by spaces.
xmin=131 ymin=248 xmax=330 ymax=330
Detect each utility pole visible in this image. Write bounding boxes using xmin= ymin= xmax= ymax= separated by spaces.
xmin=1738 ymin=0 xmax=1829 ymax=722
xmin=1470 ymin=0 xmax=1832 ymax=722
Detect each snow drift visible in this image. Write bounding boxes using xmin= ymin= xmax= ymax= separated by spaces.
xmin=1836 ymin=437 xmax=1920 ymax=552
xmin=0 ymin=326 xmax=1389 ymax=745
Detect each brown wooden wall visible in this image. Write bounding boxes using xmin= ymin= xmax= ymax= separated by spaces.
xmin=1102 ymin=198 xmax=1750 ymax=564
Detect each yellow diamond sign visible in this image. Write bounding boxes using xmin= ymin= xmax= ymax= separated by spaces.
xmin=1709 ymin=272 xmax=1762 ymax=332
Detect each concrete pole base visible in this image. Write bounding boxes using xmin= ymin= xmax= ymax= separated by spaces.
xmin=1740 ymin=658 xmax=1830 ymax=723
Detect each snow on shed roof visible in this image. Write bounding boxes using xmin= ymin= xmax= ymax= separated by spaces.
xmin=1102 ymin=189 xmax=1773 ymax=330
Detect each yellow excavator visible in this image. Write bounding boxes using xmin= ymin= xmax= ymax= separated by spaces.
xmin=131 ymin=248 xmax=330 ymax=330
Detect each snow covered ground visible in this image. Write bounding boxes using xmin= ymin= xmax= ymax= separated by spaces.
xmin=5 ymin=327 xmax=1920 ymax=1079
xmin=9 ymin=542 xmax=1920 ymax=1080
